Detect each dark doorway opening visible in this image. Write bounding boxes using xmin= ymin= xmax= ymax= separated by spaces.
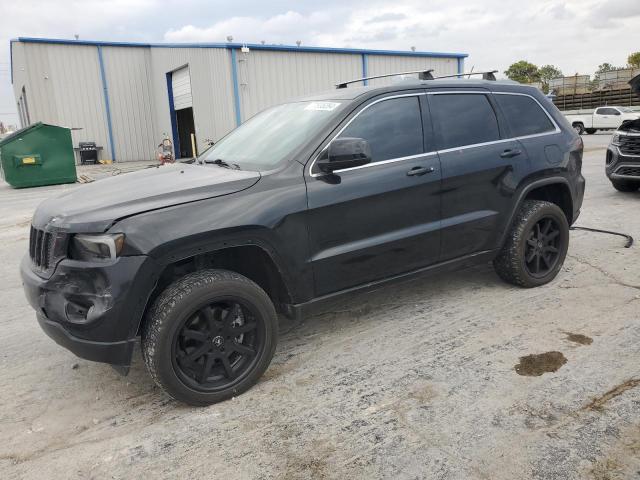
xmin=176 ymin=107 xmax=196 ymax=158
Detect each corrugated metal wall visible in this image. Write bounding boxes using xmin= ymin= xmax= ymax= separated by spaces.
xmin=11 ymin=42 xmax=27 ymax=127
xmin=366 ymin=55 xmax=459 ymax=87
xmin=101 ymin=46 xmax=157 ymax=161
xmin=12 ymin=43 xmax=111 ymax=160
xmin=150 ymin=47 xmax=237 ymax=155
xmin=11 ymin=41 xmax=464 ymax=162
xmin=236 ymin=50 xmax=362 ymax=121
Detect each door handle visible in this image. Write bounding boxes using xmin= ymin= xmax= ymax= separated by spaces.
xmin=500 ymin=149 xmax=522 ymax=159
xmin=407 ymin=166 xmax=435 ymax=176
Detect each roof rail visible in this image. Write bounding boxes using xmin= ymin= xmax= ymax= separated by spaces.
xmin=434 ymin=70 xmax=498 ymax=81
xmin=336 ymin=69 xmax=434 ymax=88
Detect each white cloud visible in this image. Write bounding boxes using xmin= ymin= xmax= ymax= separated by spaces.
xmin=1 ymin=0 xmax=639 ymax=125
xmin=164 ymin=11 xmax=335 ymax=44
xmin=0 ymin=0 xmax=161 ymax=124
xmin=587 ymin=0 xmax=640 ymax=28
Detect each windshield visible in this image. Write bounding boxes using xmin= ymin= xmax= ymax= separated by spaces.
xmin=618 ymin=107 xmax=635 ymax=113
xmin=200 ymin=101 xmax=343 ymax=171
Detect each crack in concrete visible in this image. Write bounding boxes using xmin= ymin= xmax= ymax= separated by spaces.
xmin=567 ymin=254 xmax=640 ymax=291
xmin=583 ymin=379 xmax=640 ymax=411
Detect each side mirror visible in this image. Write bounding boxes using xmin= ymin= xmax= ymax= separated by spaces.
xmin=317 ymin=137 xmax=372 ymax=173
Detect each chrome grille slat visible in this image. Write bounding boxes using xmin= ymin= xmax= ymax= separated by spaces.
xmin=29 ymin=226 xmax=36 ymax=260
xmin=34 ymin=229 xmax=43 ymax=266
xmin=41 ymin=233 xmax=52 ymax=269
xmin=29 ymin=226 xmax=65 ymax=275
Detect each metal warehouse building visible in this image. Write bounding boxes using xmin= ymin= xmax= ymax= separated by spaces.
xmin=10 ymin=37 xmax=467 ymax=162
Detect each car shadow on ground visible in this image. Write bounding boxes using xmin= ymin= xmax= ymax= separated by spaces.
xmin=74 ymin=261 xmax=504 ymax=407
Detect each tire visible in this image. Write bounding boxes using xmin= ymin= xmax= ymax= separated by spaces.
xmin=611 ymin=179 xmax=640 ymax=192
xmin=493 ymin=200 xmax=569 ymax=288
xmin=142 ymin=269 xmax=278 ymax=406
xmin=572 ymin=123 xmax=585 ymax=135
xmin=585 ymin=128 xmax=597 ymax=135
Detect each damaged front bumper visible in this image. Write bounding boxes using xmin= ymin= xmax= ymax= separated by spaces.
xmin=21 ymin=254 xmax=159 ymax=366
xmin=606 ymin=145 xmax=640 ymax=181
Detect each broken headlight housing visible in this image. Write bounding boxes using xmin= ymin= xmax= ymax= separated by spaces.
xmin=68 ymin=233 xmax=125 ymax=262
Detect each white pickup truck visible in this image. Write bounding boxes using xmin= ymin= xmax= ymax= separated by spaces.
xmin=564 ymin=106 xmax=640 ymax=135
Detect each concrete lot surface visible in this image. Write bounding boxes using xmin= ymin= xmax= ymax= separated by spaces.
xmin=1 ymin=133 xmax=639 ymax=479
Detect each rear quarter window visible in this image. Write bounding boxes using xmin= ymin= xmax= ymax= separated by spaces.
xmin=494 ymin=94 xmax=556 ymax=137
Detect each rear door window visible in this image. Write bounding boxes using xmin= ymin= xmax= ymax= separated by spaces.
xmin=338 ymin=96 xmax=424 ymax=162
xmin=494 ymin=94 xmax=556 ymax=137
xmin=430 ymin=93 xmax=500 ymax=150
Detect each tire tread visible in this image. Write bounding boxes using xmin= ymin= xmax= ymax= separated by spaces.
xmin=141 ymin=269 xmax=276 ymax=405
xmin=493 ymin=200 xmax=568 ymax=288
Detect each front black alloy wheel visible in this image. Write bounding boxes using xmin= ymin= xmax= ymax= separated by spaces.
xmin=142 ymin=269 xmax=277 ymax=406
xmin=173 ymin=300 xmax=263 ymax=391
xmin=494 ymin=200 xmax=569 ymax=288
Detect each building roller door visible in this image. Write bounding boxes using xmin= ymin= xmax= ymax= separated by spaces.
xmin=172 ymin=66 xmax=192 ymax=110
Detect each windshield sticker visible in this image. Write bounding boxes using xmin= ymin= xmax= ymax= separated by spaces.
xmin=304 ymin=102 xmax=341 ymax=112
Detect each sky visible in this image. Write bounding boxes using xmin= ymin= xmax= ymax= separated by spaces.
xmin=1 ymin=0 xmax=639 ymax=127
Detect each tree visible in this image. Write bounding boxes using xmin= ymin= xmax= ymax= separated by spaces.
xmin=538 ymin=65 xmax=563 ymax=93
xmin=592 ymin=62 xmax=624 ymax=89
xmin=628 ymin=52 xmax=640 ymax=69
xmin=504 ymin=60 xmax=540 ymax=84
xmin=595 ymin=63 xmax=620 ymax=75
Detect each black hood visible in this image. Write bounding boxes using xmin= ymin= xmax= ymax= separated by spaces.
xmin=32 ymin=163 xmax=260 ymax=232
xmin=617 ymin=74 xmax=640 ymax=133
xmin=619 ymin=117 xmax=640 ymax=133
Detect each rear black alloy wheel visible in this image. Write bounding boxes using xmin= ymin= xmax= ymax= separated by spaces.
xmin=493 ymin=200 xmax=569 ymax=288
xmin=172 ymin=300 xmax=263 ymax=391
xmin=523 ymin=217 xmax=561 ymax=278
xmin=142 ymin=269 xmax=277 ymax=406
xmin=573 ymin=123 xmax=585 ymax=135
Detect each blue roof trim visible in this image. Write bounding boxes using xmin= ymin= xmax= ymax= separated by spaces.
xmin=13 ymin=37 xmax=468 ymax=59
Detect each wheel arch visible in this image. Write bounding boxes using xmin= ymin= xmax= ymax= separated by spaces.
xmin=499 ymin=177 xmax=574 ymax=248
xmin=135 ymin=244 xmax=294 ymax=336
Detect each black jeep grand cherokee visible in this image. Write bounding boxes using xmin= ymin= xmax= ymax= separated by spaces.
xmin=22 ymin=78 xmax=585 ymax=405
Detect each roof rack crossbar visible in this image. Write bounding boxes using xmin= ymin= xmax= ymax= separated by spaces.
xmin=434 ymin=70 xmax=498 ymax=81
xmin=336 ymin=69 xmax=434 ymax=88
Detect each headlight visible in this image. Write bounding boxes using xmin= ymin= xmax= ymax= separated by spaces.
xmin=69 ymin=233 xmax=125 ymax=261
xmin=611 ymin=133 xmax=621 ymax=146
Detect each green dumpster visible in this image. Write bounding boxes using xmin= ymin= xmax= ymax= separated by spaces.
xmin=0 ymin=122 xmax=77 ymax=188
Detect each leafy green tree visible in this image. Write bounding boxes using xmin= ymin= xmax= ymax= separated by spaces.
xmin=538 ymin=65 xmax=563 ymax=93
xmin=628 ymin=52 xmax=640 ymax=69
xmin=595 ymin=63 xmax=622 ymax=75
xmin=592 ymin=62 xmax=624 ymax=89
xmin=504 ymin=60 xmax=540 ymax=84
